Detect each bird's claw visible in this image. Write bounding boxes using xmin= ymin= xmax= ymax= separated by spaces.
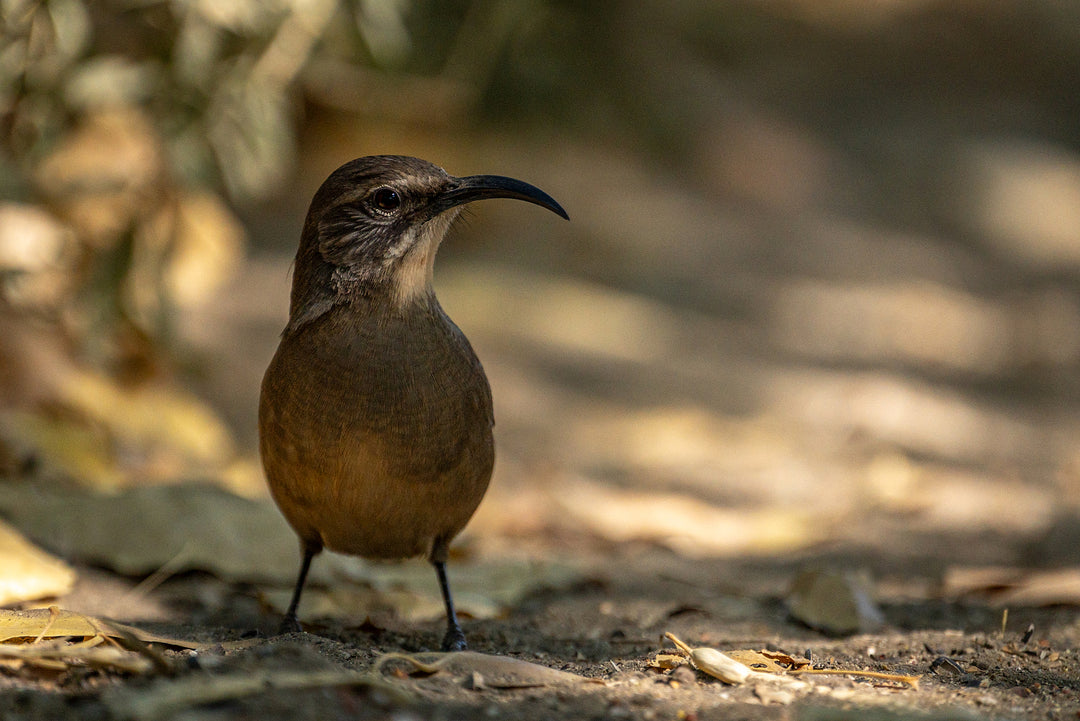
xmin=278 ymin=614 xmax=303 ymax=635
xmin=441 ymin=625 xmax=467 ymax=652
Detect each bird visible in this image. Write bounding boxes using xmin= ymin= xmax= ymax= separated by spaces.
xmin=258 ymin=155 xmax=567 ymax=651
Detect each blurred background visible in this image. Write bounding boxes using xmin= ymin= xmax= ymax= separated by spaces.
xmin=2 ymin=0 xmax=1080 ymax=617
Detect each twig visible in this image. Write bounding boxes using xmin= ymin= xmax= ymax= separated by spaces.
xmin=664 ymin=632 xmax=693 ymax=656
xmin=789 ymin=668 xmax=921 ymax=689
xmin=124 ymin=542 xmax=194 ymax=603
xmin=31 ymin=606 xmax=61 ymax=644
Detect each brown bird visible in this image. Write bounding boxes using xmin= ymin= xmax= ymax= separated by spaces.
xmin=259 ymin=155 xmax=567 ymax=650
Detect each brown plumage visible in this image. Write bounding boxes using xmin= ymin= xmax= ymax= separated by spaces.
xmin=258 ymin=155 xmax=566 ymax=650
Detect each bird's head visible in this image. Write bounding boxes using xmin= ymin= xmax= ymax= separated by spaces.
xmin=288 ymin=155 xmax=567 ymax=329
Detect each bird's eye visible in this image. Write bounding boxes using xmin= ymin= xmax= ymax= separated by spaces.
xmin=371 ymin=187 xmax=401 ymax=213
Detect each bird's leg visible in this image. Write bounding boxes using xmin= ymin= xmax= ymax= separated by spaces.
xmin=432 ymin=560 xmax=466 ymax=651
xmin=279 ymin=545 xmax=317 ymax=634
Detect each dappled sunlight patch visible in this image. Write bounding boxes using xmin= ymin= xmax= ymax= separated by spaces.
xmin=552 ymin=405 xmax=847 ymax=510
xmin=551 ymin=475 xmax=827 ymax=557
xmin=860 ymin=451 xmax=1057 ymax=536
xmin=769 ymin=279 xmax=1016 ymax=377
xmin=913 ymin=474 xmax=1055 ymax=536
xmin=957 ymin=138 xmax=1080 ymax=271
xmin=439 ymin=265 xmax=690 ymax=365
xmin=769 ymin=368 xmax=1046 ymax=467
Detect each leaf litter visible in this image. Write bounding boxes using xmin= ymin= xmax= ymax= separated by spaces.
xmin=0 ymin=606 xmax=201 ymax=676
xmin=659 ymin=632 xmax=918 ymax=691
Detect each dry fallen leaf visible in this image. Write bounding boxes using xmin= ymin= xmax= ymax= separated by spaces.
xmin=0 ymin=203 xmax=74 ymax=309
xmin=0 ymin=607 xmax=202 ymax=648
xmin=0 ymin=606 xmax=202 ymax=677
xmin=785 ymin=568 xmax=884 ymax=635
xmin=0 ymin=636 xmax=156 ymax=675
xmin=647 ymin=652 xmax=690 ymax=670
xmin=0 ymin=482 xmax=303 ymax=582
xmin=55 ymin=371 xmax=235 ymax=477
xmin=0 ymin=411 xmax=123 ymax=489
xmin=943 ymin=565 xmax=1080 ymax=606
xmin=0 ymin=519 xmax=76 ymax=605
xmin=726 ymin=649 xmax=810 ymax=673
xmin=664 ymin=632 xmax=751 ymax=684
xmin=374 ymin=650 xmax=602 ymax=689
xmin=0 ymin=371 xmax=236 ymax=491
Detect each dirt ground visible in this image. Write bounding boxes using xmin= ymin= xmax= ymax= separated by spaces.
xmin=1 ymin=535 xmax=1079 ymax=721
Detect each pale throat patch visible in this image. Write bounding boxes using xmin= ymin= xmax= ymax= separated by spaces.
xmin=390 ymin=209 xmax=461 ymax=308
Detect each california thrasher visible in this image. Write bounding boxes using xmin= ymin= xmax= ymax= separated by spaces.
xmin=259 ymin=155 xmax=567 ymax=650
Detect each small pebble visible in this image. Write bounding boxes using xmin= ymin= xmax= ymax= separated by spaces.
xmin=465 ymin=671 xmax=486 ymax=691
xmin=929 ymin=656 xmax=963 ymax=675
xmin=670 ymin=665 xmax=697 ymax=686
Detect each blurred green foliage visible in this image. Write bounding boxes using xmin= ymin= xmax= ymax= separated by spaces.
xmin=1 ymin=0 xmax=531 ymax=202
xmin=0 ymin=0 xmax=560 ymax=482
xmin=0 ymin=0 xmax=555 ymax=375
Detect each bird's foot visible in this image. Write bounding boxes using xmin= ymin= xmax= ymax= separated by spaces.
xmin=278 ymin=613 xmax=303 ymax=635
xmin=440 ymin=624 xmax=467 ymax=652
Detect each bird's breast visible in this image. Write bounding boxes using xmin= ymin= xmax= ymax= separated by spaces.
xmin=258 ymin=300 xmax=494 ymax=557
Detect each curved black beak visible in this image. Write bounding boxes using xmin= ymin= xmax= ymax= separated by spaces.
xmin=433 ymin=174 xmax=569 ymax=220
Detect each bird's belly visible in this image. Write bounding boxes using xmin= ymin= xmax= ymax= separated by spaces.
xmin=313 ymin=455 xmax=490 ymax=559
xmin=263 ymin=401 xmax=493 ymax=559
